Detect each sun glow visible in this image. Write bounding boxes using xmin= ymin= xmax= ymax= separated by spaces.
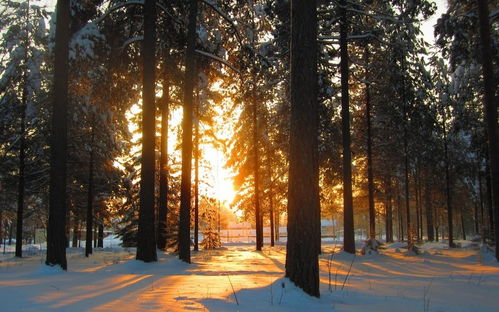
xmin=124 ymin=100 xmax=236 ymax=205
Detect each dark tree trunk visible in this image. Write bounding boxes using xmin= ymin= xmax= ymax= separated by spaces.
xmin=286 ymin=0 xmax=320 ymax=297
xmin=339 ymin=0 xmax=355 ymax=254
xmin=275 ymin=207 xmax=280 ymax=241
xmin=460 ymin=205 xmax=466 ymax=240
xmin=397 ymin=191 xmax=404 ymax=241
xmin=9 ymin=223 xmax=13 ymax=245
xmin=486 ymin=166 xmax=495 ymax=241
xmin=136 ymin=0 xmax=157 ymax=262
xmin=365 ymin=46 xmax=375 ymax=241
xmin=16 ymin=0 xmax=32 ymax=259
xmin=98 ymin=222 xmax=103 ymax=248
xmin=415 ymin=168 xmax=421 ymax=241
xmin=478 ymin=169 xmax=486 ymax=242
xmin=178 ymin=0 xmax=198 ymax=263
xmin=425 ymin=178 xmax=434 ymax=241
xmin=385 ymin=177 xmax=393 ymax=243
xmin=46 ymin=0 xmax=70 ymax=270
xmin=193 ymin=94 xmax=199 ymax=252
xmin=399 ymin=53 xmax=411 ymax=245
xmin=157 ymin=76 xmax=169 ymax=250
xmin=268 ymin=156 xmax=275 ymax=247
xmin=478 ymin=0 xmax=499 ymax=261
xmin=15 ymin=75 xmax=28 ymax=259
xmin=442 ymin=109 xmax=454 ymax=247
xmin=0 ymin=209 xmax=3 ymax=244
xmin=85 ymin=126 xmax=95 ymax=257
xmin=72 ymin=218 xmax=78 ymax=248
xmin=252 ymin=87 xmax=263 ymax=251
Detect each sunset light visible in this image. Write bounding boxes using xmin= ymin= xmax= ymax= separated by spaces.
xmin=1 ymin=0 xmax=498 ymax=311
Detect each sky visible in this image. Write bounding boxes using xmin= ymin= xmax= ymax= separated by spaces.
xmin=421 ymin=0 xmax=449 ymax=43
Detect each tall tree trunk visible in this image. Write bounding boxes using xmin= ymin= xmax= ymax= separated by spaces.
xmin=252 ymin=86 xmax=263 ymax=251
xmin=486 ymin=166 xmax=495 ymax=241
xmin=385 ymin=177 xmax=393 ymax=243
xmin=71 ymin=217 xmax=78 ymax=248
xmin=15 ymin=73 xmax=28 ymax=259
xmin=15 ymin=0 xmax=31 ymax=259
xmin=286 ymin=0 xmax=320 ymax=297
xmin=365 ymin=46 xmax=375 ymax=241
xmin=179 ymin=0 xmax=198 ymax=263
xmin=460 ymin=205 xmax=466 ymax=240
xmin=85 ymin=126 xmax=95 ymax=257
xmin=0 ymin=209 xmax=3 ymax=244
xmin=425 ymin=177 xmax=434 ymax=241
xmin=397 ymin=190 xmax=404 ymax=241
xmin=157 ymin=76 xmax=169 ymax=250
xmin=46 ymin=0 xmax=70 ymax=270
xmin=98 ymin=222 xmax=103 ymax=248
xmin=193 ymin=93 xmax=199 ymax=252
xmin=268 ymin=154 xmax=275 ymax=247
xmin=414 ymin=168 xmax=421 ymax=241
xmin=478 ymin=0 xmax=499 ymax=261
xmin=136 ymin=0 xmax=157 ymax=262
xmin=442 ymin=108 xmax=454 ymax=247
xmin=340 ymin=0 xmax=355 ymax=254
xmin=275 ymin=207 xmax=280 ymax=241
xmin=478 ymin=169 xmax=486 ymax=242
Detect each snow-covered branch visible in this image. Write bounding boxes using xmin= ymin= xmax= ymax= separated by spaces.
xmin=95 ymin=1 xmax=181 ymax=25
xmin=195 ymin=50 xmax=240 ymax=75
xmin=121 ymin=35 xmax=144 ymax=49
xmin=199 ymin=0 xmax=243 ymax=45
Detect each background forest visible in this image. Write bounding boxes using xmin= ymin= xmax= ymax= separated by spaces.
xmin=0 ymin=0 xmax=497 ymax=298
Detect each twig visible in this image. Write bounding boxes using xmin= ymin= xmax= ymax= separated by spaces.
xmin=226 ymin=273 xmax=239 ymax=305
xmin=279 ymin=282 xmax=285 ymax=305
xmin=341 ymin=253 xmax=356 ymax=290
xmin=423 ymin=279 xmax=433 ymax=312
xmin=328 ymin=244 xmax=336 ymax=292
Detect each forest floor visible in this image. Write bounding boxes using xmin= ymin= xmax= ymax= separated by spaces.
xmin=0 ymin=239 xmax=498 ymax=311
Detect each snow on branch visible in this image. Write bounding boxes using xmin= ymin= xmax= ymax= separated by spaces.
xmin=195 ymin=49 xmax=240 ymax=75
xmin=121 ymin=35 xmax=144 ymax=50
xmin=199 ymin=0 xmax=243 ymax=45
xmin=94 ymin=1 xmax=181 ymax=25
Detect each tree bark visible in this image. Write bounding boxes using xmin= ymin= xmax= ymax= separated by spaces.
xmin=286 ymin=0 xmax=320 ymax=297
xmin=268 ymin=156 xmax=275 ymax=247
xmin=385 ymin=177 xmax=393 ymax=242
xmin=178 ymin=0 xmax=198 ymax=263
xmin=364 ymin=46 xmax=375 ymax=241
xmin=46 ymin=0 xmax=70 ymax=270
xmin=157 ymin=76 xmax=170 ymax=250
xmin=136 ymin=0 xmax=158 ymax=262
xmin=477 ymin=0 xmax=499 ymax=261
xmin=98 ymin=222 xmax=103 ymax=248
xmin=15 ymin=69 xmax=28 ymax=259
xmin=340 ymin=0 xmax=355 ymax=254
xmin=425 ymin=178 xmax=434 ymax=241
xmin=193 ymin=93 xmax=199 ymax=252
xmin=252 ymin=85 xmax=263 ymax=251
xmin=442 ymin=105 xmax=454 ymax=247
xmin=85 ymin=126 xmax=95 ymax=257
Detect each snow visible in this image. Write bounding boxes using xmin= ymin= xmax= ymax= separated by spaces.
xmin=0 ymin=238 xmax=498 ymax=311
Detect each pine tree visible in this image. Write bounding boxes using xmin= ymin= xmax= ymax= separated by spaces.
xmin=179 ymin=0 xmax=198 ymax=263
xmin=286 ymin=0 xmax=320 ymax=298
xmin=477 ymin=0 xmax=499 ymax=261
xmin=46 ymin=0 xmax=70 ymax=270
xmin=136 ymin=0 xmax=158 ymax=262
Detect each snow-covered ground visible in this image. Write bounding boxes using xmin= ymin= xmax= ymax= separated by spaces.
xmin=0 ymin=238 xmax=498 ymax=311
